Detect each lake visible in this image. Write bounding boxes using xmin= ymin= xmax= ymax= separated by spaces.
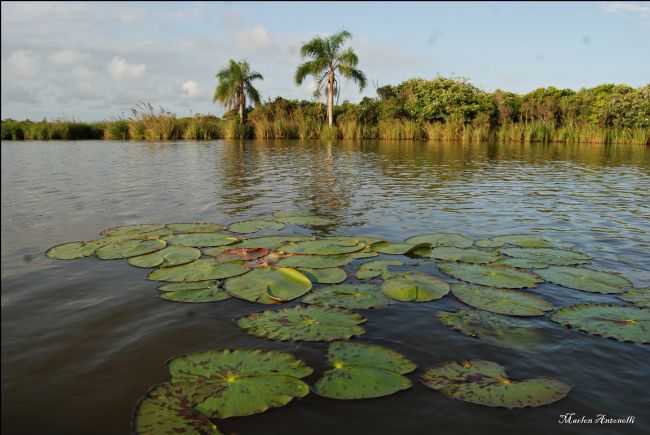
xmin=2 ymin=140 xmax=649 ymax=435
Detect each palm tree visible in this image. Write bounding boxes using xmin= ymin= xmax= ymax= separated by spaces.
xmin=213 ymin=60 xmax=263 ymax=123
xmin=295 ymin=30 xmax=367 ymax=127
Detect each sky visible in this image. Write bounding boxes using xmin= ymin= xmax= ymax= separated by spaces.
xmin=1 ymin=1 xmax=649 ymax=121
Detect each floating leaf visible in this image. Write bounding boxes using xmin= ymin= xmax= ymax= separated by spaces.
xmin=225 ymin=267 xmax=312 ymax=304
xmin=439 ymin=262 xmax=542 ymax=289
xmin=228 ymin=219 xmax=285 ymax=234
xmin=349 ymin=249 xmax=379 ymax=260
xmin=273 ymin=211 xmax=334 ymax=226
xmin=96 ymin=239 xmax=166 ymax=260
xmin=299 ymin=268 xmax=347 ymax=284
xmin=477 ymin=235 xmax=553 ymax=249
xmin=382 ymin=272 xmax=450 ymax=302
xmin=437 ymin=309 xmax=545 ymax=351
xmin=420 ymin=360 xmax=571 ymax=408
xmin=501 ymin=248 xmax=590 ymax=266
xmin=203 ymin=247 xmax=270 ymax=263
xmin=233 ymin=235 xmax=314 ymax=249
xmin=619 ymin=287 xmax=650 ymax=308
xmin=303 ymin=284 xmax=390 ymax=309
xmin=417 ymin=247 xmax=499 ymax=264
xmin=46 ymin=239 xmax=108 ymax=260
xmin=161 ymin=288 xmax=230 ymax=303
xmin=128 ymin=246 xmax=201 ymax=268
xmin=356 ymin=260 xmax=403 ymax=279
xmin=163 ymin=233 xmax=239 ymax=248
xmin=405 ymin=233 xmax=473 ymax=248
xmin=551 ymin=304 xmax=649 ymax=344
xmin=536 ymin=267 xmax=632 ymax=294
xmin=166 ymin=223 xmax=225 ymax=233
xmin=133 ymin=382 xmax=222 ymax=435
xmin=451 ymin=284 xmax=552 ymax=316
xmin=280 ymin=239 xmax=365 ymax=256
xmin=326 ymin=236 xmax=385 ymax=245
xmin=100 ymin=224 xmax=166 ymax=238
xmin=492 ymin=258 xmax=550 ymax=269
xmin=158 ymin=281 xmax=218 ymax=292
xmin=238 ymin=305 xmax=366 ymax=342
xmin=372 ymin=241 xmax=429 ymax=255
xmin=313 ymin=341 xmax=415 ymax=400
xmin=148 ymin=260 xmax=249 ymax=282
xmin=276 ymin=254 xmax=358 ymax=269
xmin=168 ymin=349 xmax=312 ymax=418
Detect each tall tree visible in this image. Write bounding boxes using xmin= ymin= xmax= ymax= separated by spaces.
xmin=213 ymin=60 xmax=263 ymax=123
xmin=295 ymin=31 xmax=367 ymax=127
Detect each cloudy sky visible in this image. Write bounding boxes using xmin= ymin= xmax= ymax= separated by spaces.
xmin=2 ymin=1 xmax=649 ymax=121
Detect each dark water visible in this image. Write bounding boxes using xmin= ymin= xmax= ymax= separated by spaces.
xmin=2 ymin=140 xmax=649 ymax=435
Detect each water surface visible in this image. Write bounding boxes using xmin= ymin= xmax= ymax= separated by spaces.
xmin=2 ymin=140 xmax=649 ymax=435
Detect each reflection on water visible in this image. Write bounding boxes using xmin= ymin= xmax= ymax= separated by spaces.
xmin=1 ymin=140 xmax=649 ymax=435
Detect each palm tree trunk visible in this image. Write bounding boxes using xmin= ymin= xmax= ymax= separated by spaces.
xmin=239 ymin=87 xmax=246 ymax=124
xmin=327 ymin=69 xmax=334 ymax=127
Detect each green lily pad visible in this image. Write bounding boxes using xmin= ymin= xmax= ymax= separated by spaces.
xmin=158 ymin=281 xmax=218 ymax=292
xmin=477 ymin=235 xmax=553 ymax=249
xmin=133 ymin=382 xmax=222 ymax=435
xmin=128 ymin=246 xmax=201 ymax=268
xmin=225 ymin=267 xmax=312 ymax=304
xmin=536 ymin=267 xmax=632 ymax=294
xmin=437 ymin=309 xmax=545 ymax=351
xmin=501 ymin=248 xmax=591 ymax=266
xmin=228 ymin=219 xmax=285 ymax=234
xmin=148 ymin=260 xmax=249 ymax=282
xmin=303 ymin=284 xmax=390 ymax=309
xmin=203 ymin=247 xmax=270 ymax=263
xmin=619 ymin=287 xmax=650 ymax=308
xmin=420 ymin=360 xmax=571 ymax=408
xmin=46 ymin=239 xmax=108 ymax=260
xmin=327 ymin=236 xmax=385 ymax=245
xmin=166 ymin=223 xmax=225 ymax=233
xmin=100 ymin=224 xmax=166 ymax=238
xmin=417 ymin=247 xmax=500 ymax=264
xmin=299 ymin=268 xmax=347 ymax=284
xmin=492 ymin=258 xmax=550 ymax=269
xmin=168 ymin=349 xmax=312 ymax=418
xmin=163 ymin=233 xmax=239 ymax=248
xmin=238 ymin=305 xmax=366 ymax=342
xmin=551 ymin=304 xmax=650 ymax=344
xmin=451 ymin=284 xmax=553 ymax=316
xmin=234 ymin=235 xmax=314 ymax=250
xmin=276 ymin=254 xmax=358 ymax=269
xmin=356 ymin=260 xmax=403 ymax=279
xmin=439 ymin=262 xmax=542 ymax=289
xmin=349 ymin=249 xmax=379 ymax=260
xmin=96 ymin=239 xmax=166 ymax=260
xmin=382 ymin=272 xmax=450 ymax=302
xmin=273 ymin=211 xmax=334 ymax=226
xmin=405 ymin=233 xmax=473 ymax=248
xmin=313 ymin=341 xmax=415 ymax=400
xmin=372 ymin=241 xmax=429 ymax=255
xmin=160 ymin=286 xmax=231 ymax=303
xmin=281 ymin=239 xmax=365 ymax=256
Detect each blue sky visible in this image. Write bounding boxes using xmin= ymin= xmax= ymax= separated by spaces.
xmin=2 ymin=1 xmax=649 ymax=121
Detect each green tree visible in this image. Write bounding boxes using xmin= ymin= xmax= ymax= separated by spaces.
xmin=295 ymin=30 xmax=367 ymax=127
xmin=213 ymin=60 xmax=264 ymax=123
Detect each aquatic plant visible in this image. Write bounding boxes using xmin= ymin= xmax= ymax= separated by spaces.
xmin=451 ymin=284 xmax=553 ymax=316
xmin=224 ymin=267 xmax=312 ymax=304
xmin=536 ymin=266 xmax=632 ymax=293
xmin=382 ymin=272 xmax=450 ymax=302
xmin=439 ymin=262 xmax=542 ymax=289
xmin=303 ymin=283 xmax=390 ymax=309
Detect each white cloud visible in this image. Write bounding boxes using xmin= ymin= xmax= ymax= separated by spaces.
xmin=108 ymin=56 xmax=146 ymax=80
xmin=181 ymin=80 xmax=200 ymax=98
xmin=601 ymin=2 xmax=650 ymax=16
xmin=7 ymin=50 xmax=39 ymax=78
xmin=49 ymin=49 xmax=83 ymax=65
xmin=235 ymin=25 xmax=272 ymax=50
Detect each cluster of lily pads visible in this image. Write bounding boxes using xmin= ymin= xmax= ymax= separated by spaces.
xmin=45 ymin=213 xmax=649 ymax=434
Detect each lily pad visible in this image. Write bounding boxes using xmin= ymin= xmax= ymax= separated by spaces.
xmin=327 ymin=236 xmax=385 ymax=245
xmin=501 ymin=248 xmax=591 ymax=266
xmin=477 ymin=235 xmax=553 ymax=249
xmin=163 ymin=233 xmax=239 ymax=248
xmin=551 ymin=304 xmax=650 ymax=344
xmin=405 ymin=233 xmax=473 ymax=248
xmin=133 ymin=382 xmax=222 ymax=435
xmin=168 ymin=349 xmax=312 ymax=418
xmin=437 ymin=309 xmax=545 ymax=351
xmin=420 ymin=360 xmax=571 ymax=408
xmin=158 ymin=281 xmax=218 ymax=292
xmin=238 ymin=305 xmax=366 ymax=342
xmin=372 ymin=241 xmax=429 ymax=255
xmin=299 ymin=268 xmax=347 ymax=284
xmin=619 ymin=287 xmax=650 ymax=308
xmin=417 ymin=247 xmax=499 ymax=264
xmin=203 ymin=247 xmax=270 ymax=263
xmin=128 ymin=246 xmax=201 ymax=268
xmin=100 ymin=224 xmax=166 ymax=238
xmin=166 ymin=223 xmax=225 ymax=233
xmin=382 ymin=272 xmax=450 ymax=302
xmin=536 ymin=267 xmax=632 ymax=294
xmin=356 ymin=260 xmax=403 ymax=280
xmin=303 ymin=284 xmax=390 ymax=309
xmin=492 ymin=258 xmax=550 ymax=269
xmin=46 ymin=239 xmax=108 ymax=260
xmin=234 ymin=235 xmax=314 ymax=250
xmin=313 ymin=341 xmax=415 ymax=400
xmin=225 ymin=267 xmax=312 ymax=304
xmin=273 ymin=211 xmax=334 ymax=226
xmin=228 ymin=219 xmax=285 ymax=234
xmin=96 ymin=239 xmax=166 ymax=260
xmin=160 ymin=287 xmax=231 ymax=303
xmin=277 ymin=254 xmax=358 ymax=269
xmin=439 ymin=262 xmax=542 ymax=289
xmin=280 ymin=239 xmax=365 ymax=256
xmin=148 ymin=260 xmax=249 ymax=282
xmin=451 ymin=284 xmax=553 ymax=316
